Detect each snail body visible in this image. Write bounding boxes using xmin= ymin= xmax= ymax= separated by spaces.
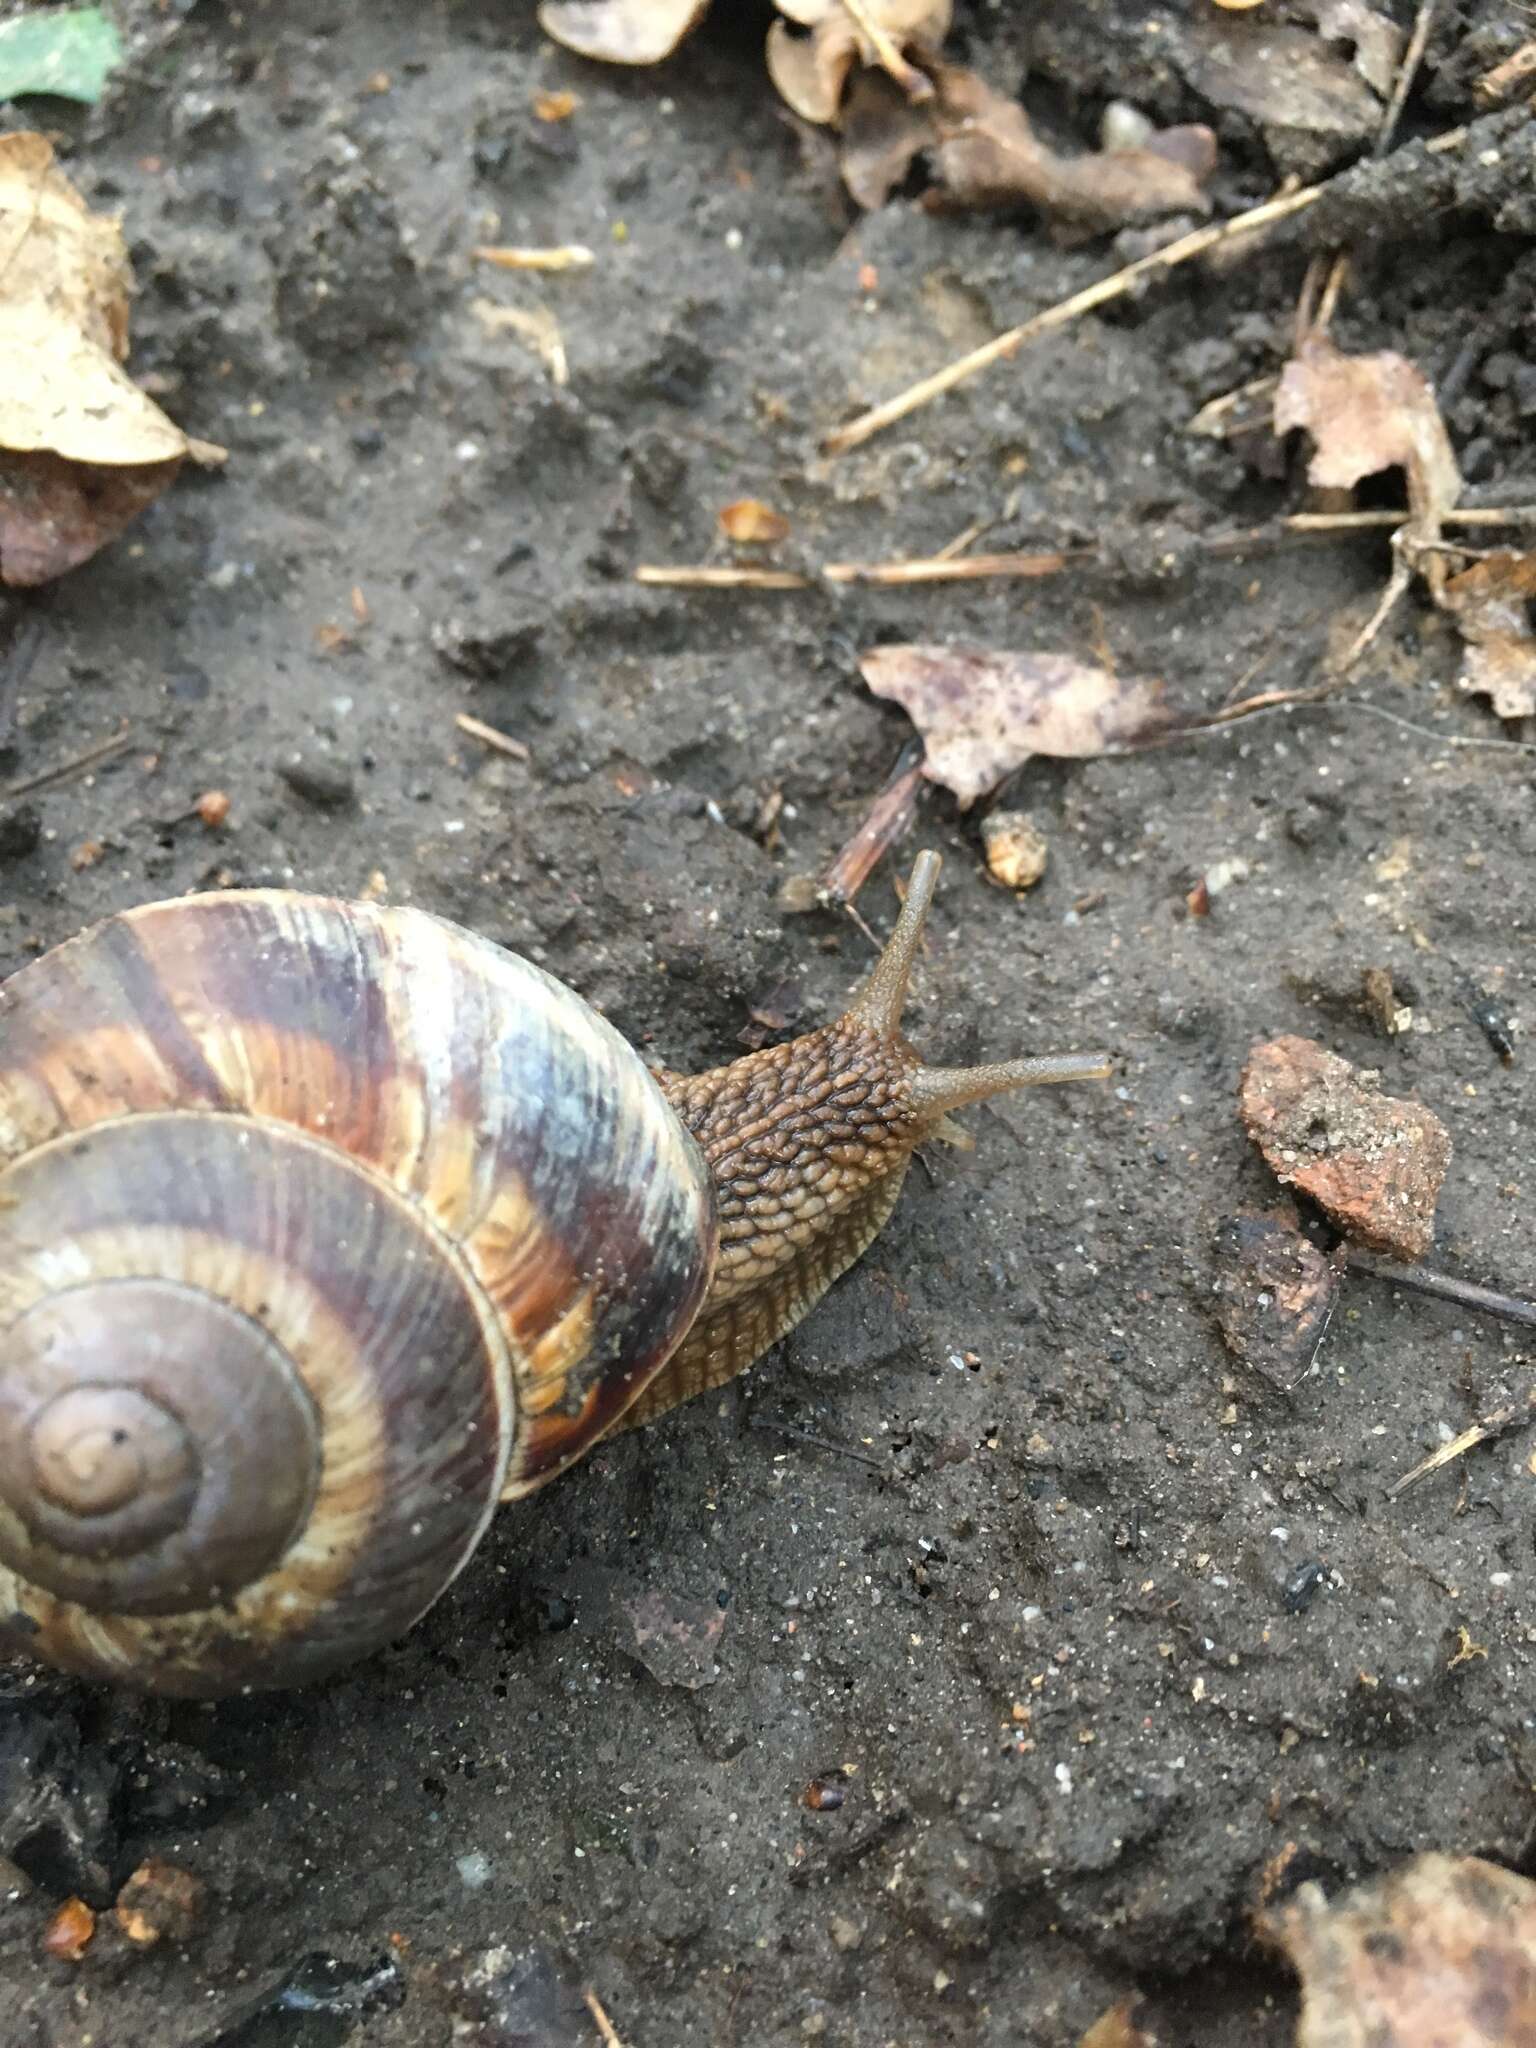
xmin=0 ymin=853 xmax=1107 ymax=1697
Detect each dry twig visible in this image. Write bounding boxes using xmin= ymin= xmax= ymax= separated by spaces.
xmin=2 ymin=725 xmax=131 ymax=799
xmin=823 ymin=549 xmax=1070 ymax=585
xmin=454 ymin=711 xmax=531 ymax=763
xmin=824 ymin=124 xmax=1474 ymax=456
xmin=583 ymin=1987 xmax=627 ymax=2048
xmin=634 ymin=564 xmax=811 ymax=589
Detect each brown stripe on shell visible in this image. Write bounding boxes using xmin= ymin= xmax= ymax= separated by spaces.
xmin=1 ymin=891 xmax=717 ymax=1512
xmin=0 ymin=1112 xmax=513 ymax=1695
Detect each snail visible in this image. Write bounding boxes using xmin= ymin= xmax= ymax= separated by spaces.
xmin=0 ymin=851 xmax=1108 ymax=1697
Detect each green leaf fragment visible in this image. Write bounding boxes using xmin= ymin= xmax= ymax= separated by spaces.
xmin=0 ymin=7 xmax=125 ymax=106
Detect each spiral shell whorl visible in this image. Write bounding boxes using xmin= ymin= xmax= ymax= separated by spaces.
xmin=0 ymin=892 xmax=715 ymax=1695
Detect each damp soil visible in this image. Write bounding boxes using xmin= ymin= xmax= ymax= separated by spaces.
xmin=1 ymin=3 xmax=1534 ymax=2044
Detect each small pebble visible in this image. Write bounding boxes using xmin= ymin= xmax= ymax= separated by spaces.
xmin=42 ymin=1896 xmax=95 ymax=1962
xmin=828 ymin=1913 xmax=863 ymax=1951
xmin=114 ymin=1857 xmax=204 ymax=1946
xmin=981 ymin=811 xmax=1048 ymax=892
xmin=279 ymin=758 xmax=356 ymax=810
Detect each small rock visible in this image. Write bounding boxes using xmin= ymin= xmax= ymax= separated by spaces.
xmin=1211 ymin=1209 xmax=1340 ymax=1392
xmin=1264 ymin=1853 xmax=1536 ymax=2048
xmin=618 ymin=1586 xmax=726 ymax=1690
xmin=0 ymin=1854 xmax=32 ymax=1906
xmin=114 ymin=1857 xmax=204 ymax=1947
xmin=0 ymin=802 xmax=41 ymax=861
xmin=41 ymin=1896 xmax=95 ymax=1961
xmin=278 ymin=757 xmax=356 ymax=811
xmin=981 ymin=810 xmax=1048 ymax=892
xmin=444 ymin=1943 xmax=590 ymax=2046
xmin=828 ymin=1913 xmax=863 ymax=1952
xmin=1239 ymin=1035 xmax=1452 ymax=1260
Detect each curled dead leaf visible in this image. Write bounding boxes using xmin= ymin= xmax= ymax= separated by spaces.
xmin=1440 ymin=551 xmax=1536 ymax=720
xmin=860 ymin=643 xmax=1173 ymax=808
xmin=719 ymin=498 xmax=791 ymax=544
xmin=0 ymin=132 xmax=224 ymax=586
xmin=537 ymin=0 xmax=710 ymax=65
xmin=768 ymin=0 xmax=951 ymax=124
xmin=1274 ymin=334 xmax=1460 ymax=538
xmin=925 ymin=66 xmax=1215 ymax=227
xmin=1266 ymin=1854 xmax=1536 ymax=2048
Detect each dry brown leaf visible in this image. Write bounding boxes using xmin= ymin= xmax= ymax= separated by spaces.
xmin=860 ymin=643 xmax=1173 ymax=808
xmin=925 ymin=66 xmax=1216 ymax=228
xmin=1274 ymin=334 xmax=1460 ymax=540
xmin=1267 ymin=1854 xmax=1536 ymax=2048
xmin=0 ymin=132 xmax=223 ymax=587
xmin=1440 ymin=551 xmax=1536 ymax=719
xmin=1183 ymin=19 xmax=1384 ymax=147
xmin=537 ymin=0 xmax=710 ymax=65
xmin=1305 ymin=0 xmax=1406 ymax=98
xmin=767 ymin=13 xmax=860 ymax=124
xmin=838 ymin=66 xmax=933 ymax=207
xmin=719 ymin=498 xmax=790 ymax=544
xmin=767 ymin=0 xmax=951 ymax=125
xmin=1078 ymin=1999 xmax=1160 ymax=2048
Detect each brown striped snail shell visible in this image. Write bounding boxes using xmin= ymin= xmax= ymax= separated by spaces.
xmin=0 ymin=853 xmax=1110 ymax=1699
xmin=0 ymin=892 xmax=715 ymax=1696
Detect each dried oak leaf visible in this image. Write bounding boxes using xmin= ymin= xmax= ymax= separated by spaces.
xmin=537 ymin=0 xmax=710 ymax=65
xmin=1238 ymin=1035 xmax=1451 ymax=1262
xmin=1274 ymin=334 xmax=1460 ymax=539
xmin=767 ymin=0 xmax=951 ymax=126
xmin=1440 ymin=551 xmax=1536 ymax=720
xmin=1267 ymin=1854 xmax=1536 ymax=2048
xmin=926 ymin=66 xmax=1216 ymax=228
xmin=0 ymin=131 xmax=224 ymax=587
xmin=860 ymin=643 xmax=1173 ymax=808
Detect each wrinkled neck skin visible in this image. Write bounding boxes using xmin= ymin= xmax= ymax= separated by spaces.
xmin=657 ymin=1012 xmax=928 ymax=1320
xmin=617 ymin=853 xmax=1113 ymax=1432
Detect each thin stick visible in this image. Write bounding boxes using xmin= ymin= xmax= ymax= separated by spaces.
xmin=1476 ymin=38 xmax=1536 ymax=103
xmin=1346 ymin=1249 xmax=1536 ymax=1330
xmin=934 ymin=517 xmax=990 ymax=561
xmin=583 ymin=1988 xmax=626 ymax=2048
xmin=824 ymin=122 xmax=1473 ymax=457
xmin=1330 ymin=699 xmax=1536 ymax=755
xmin=822 ymin=183 xmax=1329 ymax=455
xmin=823 ymin=550 xmax=1070 ymax=586
xmin=454 ymin=711 xmax=531 ymax=762
xmin=634 ymin=565 xmax=811 ymax=590
xmin=821 ymin=742 xmax=926 ymax=905
xmin=1188 ymin=372 xmax=1280 ymax=439
xmin=473 ymin=243 xmax=595 ymax=272
xmin=2 ymin=727 xmax=132 ymax=800
xmin=1388 ymin=1392 xmax=1536 ymax=1499
xmin=1379 ymin=0 xmax=1439 ymax=153
xmin=840 ymin=0 xmax=932 ymax=100
xmin=1287 ymin=506 xmax=1536 ymax=533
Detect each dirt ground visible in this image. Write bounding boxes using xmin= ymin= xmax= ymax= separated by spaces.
xmin=1 ymin=1 xmax=1534 ymax=2043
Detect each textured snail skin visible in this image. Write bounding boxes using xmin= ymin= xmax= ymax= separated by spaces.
xmin=0 ymin=893 xmax=715 ymax=1694
xmin=0 ymin=853 xmax=1109 ymax=1697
